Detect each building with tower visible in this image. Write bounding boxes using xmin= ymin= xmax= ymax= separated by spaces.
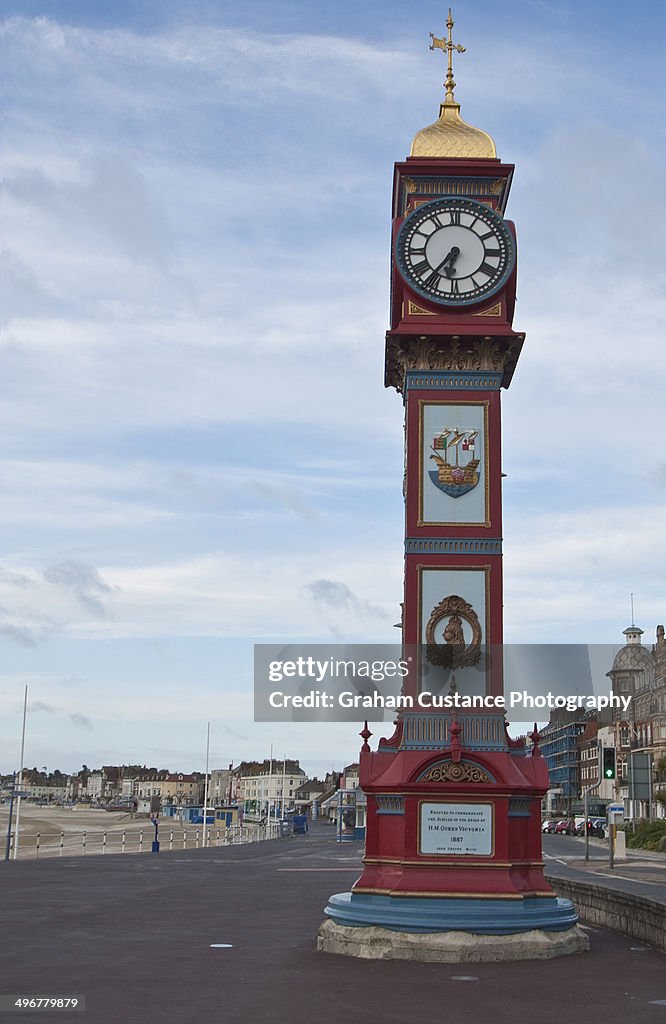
xmin=538 ymin=623 xmax=666 ymax=819
xmin=606 ymin=622 xmax=666 ymax=819
xmin=318 ymin=11 xmax=587 ymax=961
xmin=607 ymin=624 xmax=655 ymax=719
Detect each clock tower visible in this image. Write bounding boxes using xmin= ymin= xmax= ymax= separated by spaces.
xmin=318 ymin=12 xmax=588 ymax=961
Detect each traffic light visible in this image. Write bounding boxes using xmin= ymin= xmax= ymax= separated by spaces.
xmin=602 ymin=747 xmax=616 ymax=780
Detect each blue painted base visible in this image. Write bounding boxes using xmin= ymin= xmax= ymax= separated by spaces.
xmin=324 ymin=891 xmax=579 ymax=935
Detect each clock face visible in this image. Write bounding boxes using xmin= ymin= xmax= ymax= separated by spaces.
xmin=395 ymin=197 xmax=515 ymax=308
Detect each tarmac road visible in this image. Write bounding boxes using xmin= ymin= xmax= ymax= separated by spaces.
xmin=543 ymin=831 xmax=611 ymax=860
xmin=2 ymin=822 xmax=666 ymax=1024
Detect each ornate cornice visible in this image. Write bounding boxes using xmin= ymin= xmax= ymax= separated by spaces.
xmin=418 ymin=760 xmax=493 ymax=784
xmin=385 ymin=333 xmax=524 ymax=393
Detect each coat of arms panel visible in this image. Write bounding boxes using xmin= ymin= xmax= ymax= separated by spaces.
xmin=418 ymin=401 xmax=489 ymax=526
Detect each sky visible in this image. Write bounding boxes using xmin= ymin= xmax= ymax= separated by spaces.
xmin=1 ymin=0 xmax=665 ymax=779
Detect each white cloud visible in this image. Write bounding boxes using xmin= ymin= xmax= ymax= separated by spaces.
xmin=504 ymin=504 xmax=665 ymax=640
xmin=0 ymin=2 xmax=664 ymax=772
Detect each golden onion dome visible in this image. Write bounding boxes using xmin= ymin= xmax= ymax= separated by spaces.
xmin=412 ymin=9 xmax=496 ymax=159
xmin=410 ymin=100 xmax=496 ymax=159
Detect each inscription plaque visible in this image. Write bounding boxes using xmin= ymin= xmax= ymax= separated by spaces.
xmin=420 ymin=801 xmax=493 ymax=855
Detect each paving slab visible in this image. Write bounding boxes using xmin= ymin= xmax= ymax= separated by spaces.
xmin=1 ymin=823 xmax=665 ymax=1024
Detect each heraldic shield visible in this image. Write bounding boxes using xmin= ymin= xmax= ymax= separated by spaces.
xmin=429 ymin=427 xmax=480 ymax=498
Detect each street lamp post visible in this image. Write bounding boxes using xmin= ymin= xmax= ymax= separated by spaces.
xmin=150 ymin=817 xmax=160 ymax=853
xmin=13 ymin=686 xmax=28 ymax=861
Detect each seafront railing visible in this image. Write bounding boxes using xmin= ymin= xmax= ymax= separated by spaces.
xmin=4 ymin=822 xmax=282 ymax=860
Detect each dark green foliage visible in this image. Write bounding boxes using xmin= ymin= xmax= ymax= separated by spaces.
xmin=624 ymin=818 xmax=666 ymax=850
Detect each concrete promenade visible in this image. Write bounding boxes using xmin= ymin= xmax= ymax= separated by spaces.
xmin=2 ymin=823 xmax=666 ymax=1024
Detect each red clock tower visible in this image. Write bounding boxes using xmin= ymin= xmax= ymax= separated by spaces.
xmin=319 ymin=12 xmax=587 ymax=961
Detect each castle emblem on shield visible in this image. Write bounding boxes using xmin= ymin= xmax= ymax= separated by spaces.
xmin=429 ymin=428 xmax=480 ymax=498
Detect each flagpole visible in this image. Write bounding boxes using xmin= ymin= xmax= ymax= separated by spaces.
xmin=268 ymin=743 xmax=273 ymax=826
xmin=203 ymin=722 xmax=210 ymax=848
xmin=13 ymin=685 xmax=28 ymax=861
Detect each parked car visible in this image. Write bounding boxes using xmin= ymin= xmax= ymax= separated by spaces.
xmin=575 ymin=818 xmax=607 ymax=839
xmin=591 ymin=819 xmax=608 ymax=839
xmin=541 ymin=820 xmax=558 ymax=833
xmin=555 ymin=819 xmax=577 ymax=835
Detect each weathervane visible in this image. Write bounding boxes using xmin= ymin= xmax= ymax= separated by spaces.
xmin=429 ymin=8 xmax=466 ymax=105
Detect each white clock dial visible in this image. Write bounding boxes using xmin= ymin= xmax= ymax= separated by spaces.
xmin=395 ymin=197 xmax=514 ymax=308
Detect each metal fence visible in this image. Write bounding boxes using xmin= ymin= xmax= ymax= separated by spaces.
xmin=5 ymin=822 xmax=282 ymax=860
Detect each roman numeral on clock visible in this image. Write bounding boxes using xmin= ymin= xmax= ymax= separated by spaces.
xmin=449 ymin=210 xmax=461 ymax=225
xmin=424 ymin=270 xmax=442 ymax=289
xmin=411 ymin=259 xmax=430 ymax=276
xmin=477 ymin=261 xmax=496 ymax=278
xmin=484 ymin=248 xmax=501 ymax=258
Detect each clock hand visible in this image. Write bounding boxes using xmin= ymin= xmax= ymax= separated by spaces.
xmin=434 ymin=246 xmax=460 ymax=278
xmin=442 ymin=246 xmax=460 ymax=278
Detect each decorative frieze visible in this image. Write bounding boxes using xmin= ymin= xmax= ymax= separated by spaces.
xmin=418 ymin=760 xmax=494 ymax=784
xmin=376 ymin=795 xmax=405 ymax=815
xmin=385 ymin=334 xmax=524 ymax=393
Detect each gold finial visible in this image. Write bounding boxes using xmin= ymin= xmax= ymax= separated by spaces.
xmin=410 ymin=8 xmax=496 ymax=159
xmin=429 ymin=8 xmax=466 ymax=106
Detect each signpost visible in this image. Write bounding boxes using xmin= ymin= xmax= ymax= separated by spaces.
xmin=628 ymin=752 xmax=652 ymax=820
xmin=608 ymin=803 xmax=625 ymax=869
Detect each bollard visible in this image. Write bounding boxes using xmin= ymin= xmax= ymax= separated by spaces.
xmin=216 ymin=828 xmax=220 ymax=847
xmin=183 ymin=830 xmax=187 ymax=849
xmin=139 ymin=830 xmax=143 ymax=853
xmin=59 ymin=831 xmax=64 ymax=857
xmin=36 ymin=832 xmax=40 ymax=859
xmin=195 ymin=830 xmax=200 ymax=849
xmin=102 ymin=831 xmax=107 ymax=855
xmin=122 ymin=830 xmax=126 ymax=854
xmin=169 ymin=829 xmax=173 ymax=852
xmin=82 ymin=831 xmax=86 ymax=856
